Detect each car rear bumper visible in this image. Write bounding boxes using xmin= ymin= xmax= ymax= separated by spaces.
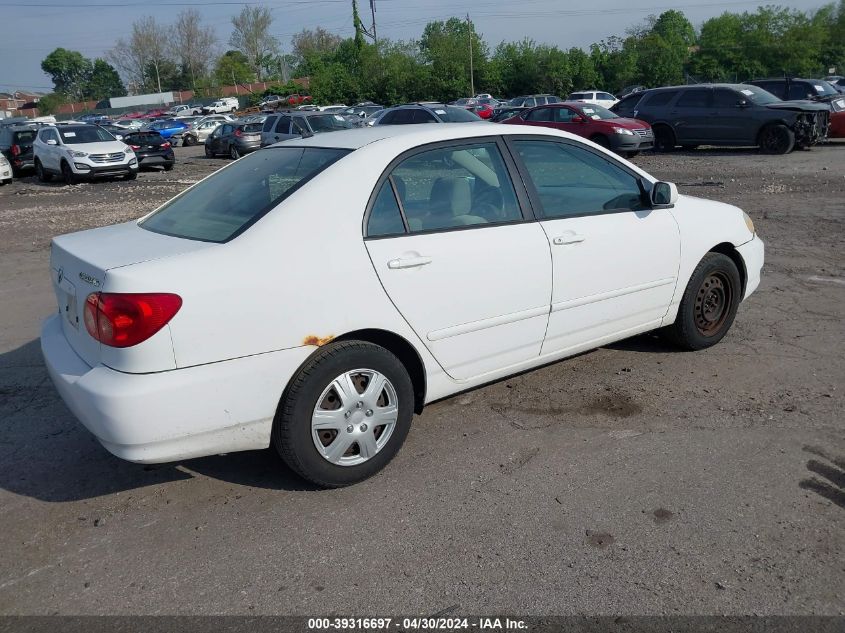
xmin=41 ymin=313 xmax=313 ymax=463
xmin=137 ymin=151 xmax=175 ymax=166
xmin=737 ymin=235 xmax=764 ymax=300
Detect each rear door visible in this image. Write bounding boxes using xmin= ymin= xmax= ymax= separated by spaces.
xmin=364 ymin=139 xmax=553 ymax=381
xmin=670 ymin=88 xmax=712 ymax=143
xmin=507 ymin=137 xmax=680 ymax=354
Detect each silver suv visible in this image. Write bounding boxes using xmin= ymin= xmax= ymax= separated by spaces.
xmin=33 ymin=124 xmax=137 ymax=184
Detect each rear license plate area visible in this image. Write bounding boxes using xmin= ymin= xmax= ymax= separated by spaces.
xmin=59 ymin=278 xmax=79 ymax=329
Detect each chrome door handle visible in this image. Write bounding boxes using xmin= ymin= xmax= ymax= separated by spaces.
xmin=387 ymin=256 xmax=432 ymax=269
xmin=552 ymin=233 xmax=585 ymax=245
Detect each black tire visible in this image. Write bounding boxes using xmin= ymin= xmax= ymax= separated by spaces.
xmin=204 ymin=144 xmax=213 ymax=158
xmin=273 ymin=340 xmax=414 ymax=488
xmin=590 ymin=135 xmax=611 ymax=149
xmin=229 ymin=144 xmax=240 ymax=159
xmin=183 ymin=134 xmax=195 ymax=147
xmin=35 ymin=160 xmax=52 ymax=183
xmin=653 ymin=125 xmax=676 ymax=152
xmin=163 ymin=163 xmax=174 ymax=171
xmin=665 ymin=252 xmax=742 ymax=351
xmin=681 ymin=144 xmax=699 ymax=150
xmin=758 ymin=124 xmax=795 ymax=155
xmin=124 ymin=170 xmax=137 ymax=181
xmin=61 ymin=161 xmax=76 ymax=185
xmin=626 ymin=151 xmax=640 ymax=158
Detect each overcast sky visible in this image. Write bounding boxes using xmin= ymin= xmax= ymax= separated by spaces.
xmin=0 ymin=0 xmax=829 ymax=94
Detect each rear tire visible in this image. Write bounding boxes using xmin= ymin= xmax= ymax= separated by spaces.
xmin=163 ymin=163 xmax=174 ymax=171
xmin=653 ymin=125 xmax=676 ymax=152
xmin=273 ymin=341 xmax=414 ymax=488
xmin=124 ymin=170 xmax=137 ymax=181
xmin=626 ymin=151 xmax=640 ymax=158
xmin=35 ymin=160 xmax=52 ymax=183
xmin=204 ymin=144 xmax=213 ymax=158
xmin=229 ymin=144 xmax=240 ymax=159
xmin=665 ymin=253 xmax=742 ymax=351
xmin=758 ymin=124 xmax=795 ymax=155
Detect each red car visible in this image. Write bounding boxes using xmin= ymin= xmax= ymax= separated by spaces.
xmin=501 ymin=101 xmax=654 ymax=156
xmin=285 ymin=94 xmax=313 ymax=106
xmin=470 ymin=103 xmax=494 ymax=119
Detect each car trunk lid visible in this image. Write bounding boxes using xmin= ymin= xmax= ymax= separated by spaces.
xmin=50 ymin=221 xmax=211 ymax=368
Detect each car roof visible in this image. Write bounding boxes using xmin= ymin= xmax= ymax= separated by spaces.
xmin=277 ymin=121 xmax=585 ymax=151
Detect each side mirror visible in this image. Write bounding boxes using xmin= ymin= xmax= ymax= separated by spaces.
xmin=46 ymin=139 xmax=57 ymax=145
xmin=571 ymin=115 xmax=585 ymax=123
xmin=651 ymin=181 xmax=678 ymax=206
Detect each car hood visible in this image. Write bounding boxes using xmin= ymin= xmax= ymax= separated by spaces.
xmin=764 ymin=100 xmax=830 ymax=112
xmin=64 ymin=141 xmax=127 ymax=153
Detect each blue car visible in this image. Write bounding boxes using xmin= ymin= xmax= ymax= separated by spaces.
xmin=147 ymin=119 xmax=189 ymax=142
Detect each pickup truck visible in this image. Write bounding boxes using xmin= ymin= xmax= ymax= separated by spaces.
xmin=202 ymin=98 xmax=240 ymax=114
xmin=169 ymin=104 xmax=203 ymax=117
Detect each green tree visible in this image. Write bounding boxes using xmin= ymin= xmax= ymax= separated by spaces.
xmin=215 ymin=50 xmax=254 ymax=85
xmin=419 ymin=18 xmax=488 ymax=100
xmin=36 ymin=93 xmax=67 ymax=115
xmin=86 ymin=59 xmax=126 ymax=100
xmin=41 ymin=48 xmax=92 ymax=100
xmin=229 ymin=6 xmax=278 ymax=80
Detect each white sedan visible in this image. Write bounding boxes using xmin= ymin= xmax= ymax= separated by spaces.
xmin=569 ymin=91 xmax=619 ymax=109
xmin=41 ymin=124 xmax=764 ymax=487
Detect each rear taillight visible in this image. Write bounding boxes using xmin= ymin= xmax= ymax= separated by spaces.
xmin=234 ymin=128 xmax=242 ymax=137
xmin=162 ymin=142 xmax=171 ymax=149
xmin=130 ymin=145 xmax=141 ymax=150
xmin=11 ymin=144 xmax=20 ymax=156
xmin=84 ymin=292 xmax=182 ymax=348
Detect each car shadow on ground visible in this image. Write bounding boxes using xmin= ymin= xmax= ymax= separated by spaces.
xmin=0 ymin=339 xmax=317 ymax=503
xmin=605 ymin=332 xmax=683 ymax=354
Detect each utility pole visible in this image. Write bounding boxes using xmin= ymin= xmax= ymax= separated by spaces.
xmin=370 ymin=0 xmax=378 ymax=46
xmin=467 ymin=13 xmax=474 ymax=97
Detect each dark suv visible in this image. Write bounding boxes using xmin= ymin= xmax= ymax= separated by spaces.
xmin=748 ymin=78 xmax=845 ymax=139
xmin=621 ymin=84 xmax=829 ymax=154
xmin=0 ymin=124 xmax=38 ymax=175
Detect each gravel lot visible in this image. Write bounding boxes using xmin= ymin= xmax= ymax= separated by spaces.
xmin=0 ymin=141 xmax=842 ymax=616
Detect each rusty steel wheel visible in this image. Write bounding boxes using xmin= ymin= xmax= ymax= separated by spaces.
xmin=666 ymin=252 xmax=742 ymax=351
xmin=693 ymin=272 xmax=733 ymax=336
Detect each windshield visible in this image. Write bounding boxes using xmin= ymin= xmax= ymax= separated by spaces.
xmin=140 ymin=147 xmax=350 ymax=242
xmin=242 ymin=122 xmax=264 ymax=133
xmin=307 ymin=115 xmax=354 ymax=133
xmin=577 ymin=104 xmax=618 ymax=120
xmin=814 ymin=81 xmax=839 ymax=97
xmin=57 ymin=126 xmax=115 ymax=144
xmin=739 ymin=85 xmax=781 ymax=105
xmin=509 ymin=97 xmax=526 ymax=106
xmin=438 ymin=106 xmax=482 ymax=122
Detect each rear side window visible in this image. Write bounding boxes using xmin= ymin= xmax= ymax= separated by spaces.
xmin=546 ymin=96 xmax=561 ymax=103
xmin=275 ymin=116 xmax=292 ymax=133
xmin=389 ymin=142 xmax=522 ymax=232
xmin=641 ymin=91 xmax=677 ymax=108
xmin=13 ymin=130 xmax=37 ymax=145
xmin=367 ymin=180 xmax=406 ymax=237
xmin=413 ymin=109 xmax=437 ymax=123
xmin=676 ymin=89 xmax=710 ymax=108
xmin=262 ymin=115 xmax=277 ymax=132
xmin=598 ymin=93 xmax=615 ymax=101
xmin=140 ymin=147 xmax=350 ymax=242
xmin=437 ymin=107 xmax=480 ymax=122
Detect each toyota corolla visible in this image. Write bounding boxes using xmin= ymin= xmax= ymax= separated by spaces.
xmin=41 ymin=124 xmax=764 ymax=487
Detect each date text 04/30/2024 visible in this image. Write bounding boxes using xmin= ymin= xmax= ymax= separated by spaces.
xmin=306 ymin=618 xmax=528 ymax=630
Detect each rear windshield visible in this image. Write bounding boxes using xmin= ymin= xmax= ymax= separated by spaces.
xmin=13 ymin=130 xmax=37 ymax=144
xmin=307 ymin=115 xmax=354 ymax=133
xmin=125 ymin=132 xmax=164 ymax=144
xmin=242 ymin=122 xmax=264 ymax=133
xmin=139 ymin=147 xmax=350 ymax=242
xmin=438 ymin=106 xmax=482 ymax=122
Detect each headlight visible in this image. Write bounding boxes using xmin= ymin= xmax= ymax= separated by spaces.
xmin=612 ymin=127 xmax=634 ymax=136
xmin=124 ymin=146 xmax=134 ymax=154
xmin=69 ymin=150 xmax=88 ymax=158
xmin=743 ymin=211 xmax=755 ymax=235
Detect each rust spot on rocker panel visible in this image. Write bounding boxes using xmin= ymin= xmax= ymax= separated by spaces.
xmin=303 ymin=334 xmax=335 ymax=347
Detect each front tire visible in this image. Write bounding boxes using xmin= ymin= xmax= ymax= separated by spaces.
xmin=758 ymin=124 xmax=795 ymax=155
xmin=273 ymin=341 xmax=414 ymax=488
xmin=666 ymin=253 xmax=742 ymax=351
xmin=61 ymin=161 xmax=76 ymax=185
xmin=183 ymin=134 xmax=195 ymax=146
xmin=204 ymin=144 xmax=213 ymax=158
xmin=36 ymin=160 xmax=52 ymax=183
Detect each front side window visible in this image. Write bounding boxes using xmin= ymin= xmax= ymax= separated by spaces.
xmin=389 ymin=142 xmax=522 ymax=232
xmin=713 ymin=89 xmax=741 ymax=108
xmin=512 ymin=140 xmax=646 ymax=219
xmin=140 ymin=147 xmax=350 ymax=242
xmin=553 ymin=107 xmax=577 ymax=123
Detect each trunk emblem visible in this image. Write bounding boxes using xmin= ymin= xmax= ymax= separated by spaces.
xmin=57 ymin=267 xmax=63 ymax=284
xmin=78 ymin=272 xmax=101 ymax=287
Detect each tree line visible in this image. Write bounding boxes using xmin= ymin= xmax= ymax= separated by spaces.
xmin=38 ymin=1 xmax=845 ymax=113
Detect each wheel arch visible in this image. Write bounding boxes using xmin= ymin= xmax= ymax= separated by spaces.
xmin=333 ymin=329 xmax=427 ymax=414
xmin=709 ymin=242 xmax=747 ymax=298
